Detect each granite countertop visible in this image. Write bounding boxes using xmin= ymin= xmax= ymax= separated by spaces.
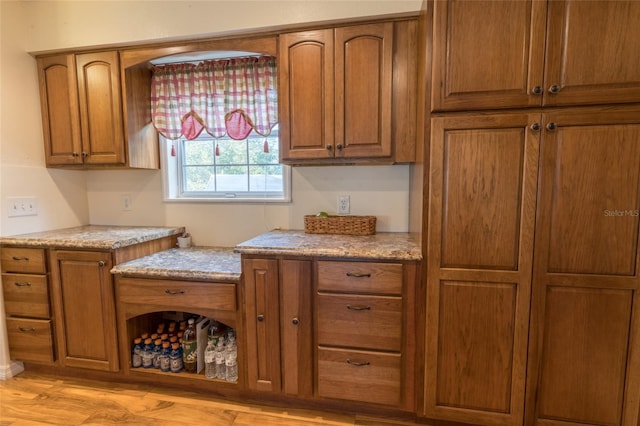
xmin=234 ymin=229 xmax=422 ymax=261
xmin=111 ymin=247 xmax=241 ymax=282
xmin=0 ymin=225 xmax=185 ymax=250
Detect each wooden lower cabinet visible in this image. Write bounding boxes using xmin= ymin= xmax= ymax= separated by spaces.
xmin=525 ymin=107 xmax=640 ymax=426
xmin=49 ymin=250 xmax=119 ymax=371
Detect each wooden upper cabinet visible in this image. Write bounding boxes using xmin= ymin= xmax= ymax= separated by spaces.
xmin=37 ymin=51 xmax=158 ymax=169
xmin=75 ymin=52 xmax=125 ymax=165
xmin=279 ymin=20 xmax=415 ymax=164
xmin=432 ymin=0 xmax=640 ymax=111
xmin=37 ymin=55 xmax=83 ymax=166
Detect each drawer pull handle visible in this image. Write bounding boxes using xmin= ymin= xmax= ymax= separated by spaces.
xmin=14 ymin=282 xmax=32 ymax=287
xmin=346 ymin=359 xmax=370 ymax=367
xmin=11 ymin=256 xmax=29 ymax=261
xmin=347 ymin=305 xmax=371 ymax=311
xmin=164 ymin=289 xmax=185 ymax=295
xmin=346 ymin=272 xmax=371 ymax=278
xmin=18 ymin=327 xmax=36 ymax=333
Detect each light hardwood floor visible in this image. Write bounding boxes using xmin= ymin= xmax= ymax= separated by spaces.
xmin=0 ymin=371 xmax=423 ymax=425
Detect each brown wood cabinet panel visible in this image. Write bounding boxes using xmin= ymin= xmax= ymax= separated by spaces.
xmin=424 ymin=112 xmax=539 ymax=425
xmin=37 ymin=54 xmax=83 ymax=166
xmin=76 ymin=51 xmax=125 ymax=165
xmin=5 ymin=318 xmax=54 ymax=364
xmin=280 ymin=259 xmax=313 ymax=397
xmin=1 ymin=247 xmax=47 ymax=274
xmin=335 ymin=22 xmax=393 ymax=159
xmin=2 ymin=273 xmax=50 ymax=319
xmin=536 ymin=287 xmax=632 ymax=426
xmin=50 ymin=250 xmax=119 ymax=372
xmin=243 ymin=258 xmax=281 ymax=392
xmin=317 ymin=293 xmax=402 ymax=352
xmin=279 ymin=29 xmax=334 ymax=161
xmin=526 ymin=106 xmax=640 ymax=426
xmin=116 ymin=278 xmax=236 ymax=312
xmin=431 ymin=0 xmax=546 ymax=111
xmin=317 ymin=261 xmax=402 ymax=295
xmin=317 ymin=346 xmax=401 ymax=406
xmin=435 ymin=281 xmax=516 ymax=413
xmin=544 ymin=0 xmax=640 ymax=107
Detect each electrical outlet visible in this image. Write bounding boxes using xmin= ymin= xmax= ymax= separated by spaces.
xmin=337 ymin=195 xmax=350 ymax=214
xmin=7 ymin=197 xmax=38 ymax=217
xmin=122 ymin=194 xmax=133 ymax=211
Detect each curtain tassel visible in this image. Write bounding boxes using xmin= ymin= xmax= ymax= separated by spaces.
xmin=171 ymin=142 xmax=176 ymax=157
xmin=215 ymin=143 xmax=220 ymax=156
xmin=263 ymin=139 xmax=269 ymax=153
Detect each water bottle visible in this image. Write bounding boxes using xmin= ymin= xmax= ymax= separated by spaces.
xmin=214 ymin=339 xmax=226 ymax=379
xmin=170 ymin=342 xmax=183 ymax=373
xmin=152 ymin=338 xmax=163 ymax=369
xmin=225 ymin=340 xmax=238 ymax=383
xmin=182 ymin=318 xmax=197 ymax=373
xmin=204 ymin=339 xmax=216 ymax=379
xmin=142 ymin=338 xmax=154 ymax=368
xmin=160 ymin=341 xmax=171 ymax=372
xmin=131 ymin=337 xmax=143 ymax=368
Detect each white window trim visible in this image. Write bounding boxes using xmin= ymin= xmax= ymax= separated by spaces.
xmin=159 ymin=136 xmax=291 ymax=204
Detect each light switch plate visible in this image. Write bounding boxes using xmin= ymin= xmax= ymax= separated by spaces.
xmin=7 ymin=197 xmax=38 ymax=217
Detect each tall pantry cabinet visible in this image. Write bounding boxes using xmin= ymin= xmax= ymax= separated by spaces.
xmin=418 ymin=1 xmax=640 ymax=425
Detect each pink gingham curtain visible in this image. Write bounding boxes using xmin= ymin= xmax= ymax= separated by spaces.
xmin=151 ymin=56 xmax=277 ymax=140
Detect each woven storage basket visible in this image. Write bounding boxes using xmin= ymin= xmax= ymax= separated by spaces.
xmin=304 ymin=215 xmax=376 ymax=235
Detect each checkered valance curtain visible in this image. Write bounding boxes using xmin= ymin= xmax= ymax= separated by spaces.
xmin=151 ymin=56 xmax=278 ymax=140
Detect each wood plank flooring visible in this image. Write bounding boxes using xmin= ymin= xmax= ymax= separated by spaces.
xmin=0 ymin=371 xmax=423 ymax=425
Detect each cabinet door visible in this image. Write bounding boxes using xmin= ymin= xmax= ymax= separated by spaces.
xmin=431 ymin=0 xmax=547 ymax=111
xmin=50 ymin=250 xmax=119 ymax=371
xmin=37 ymin=54 xmax=83 ymax=166
xmin=424 ymin=113 xmax=540 ymax=425
xmin=335 ymin=23 xmax=393 ymax=158
xmin=279 ymin=29 xmax=334 ymax=161
xmin=543 ymin=0 xmax=640 ymax=106
xmin=76 ymin=51 xmax=125 ymax=165
xmin=243 ymin=258 xmax=281 ymax=392
xmin=280 ymin=259 xmax=313 ymax=397
xmin=526 ymin=107 xmax=640 ymax=426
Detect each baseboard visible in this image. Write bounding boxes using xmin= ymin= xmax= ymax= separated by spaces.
xmin=0 ymin=360 xmax=24 ymax=380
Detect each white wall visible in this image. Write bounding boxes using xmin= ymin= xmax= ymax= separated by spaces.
xmin=0 ymin=0 xmax=420 ymax=375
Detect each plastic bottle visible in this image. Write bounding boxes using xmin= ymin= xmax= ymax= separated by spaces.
xmin=214 ymin=339 xmax=226 ymax=379
xmin=182 ymin=318 xmax=197 ymax=373
xmin=225 ymin=339 xmax=238 ymax=383
xmin=152 ymin=338 xmax=163 ymax=369
xmin=208 ymin=320 xmax=221 ymax=345
xmin=131 ymin=337 xmax=143 ymax=368
xmin=204 ymin=339 xmax=216 ymax=379
xmin=170 ymin=342 xmax=183 ymax=373
xmin=160 ymin=341 xmax=171 ymax=372
xmin=142 ymin=338 xmax=154 ymax=368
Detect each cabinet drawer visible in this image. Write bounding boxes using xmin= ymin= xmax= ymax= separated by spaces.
xmin=2 ymin=273 xmax=50 ymax=318
xmin=317 ymin=293 xmax=402 ymax=351
xmin=1 ymin=248 xmax=47 ymax=274
xmin=317 ymin=261 xmax=402 ymax=295
xmin=317 ymin=346 xmax=401 ymax=406
xmin=117 ymin=278 xmax=237 ymax=312
xmin=6 ymin=318 xmax=54 ymax=364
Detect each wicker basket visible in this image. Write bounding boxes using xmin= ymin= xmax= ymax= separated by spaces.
xmin=304 ymin=215 xmax=376 ymax=235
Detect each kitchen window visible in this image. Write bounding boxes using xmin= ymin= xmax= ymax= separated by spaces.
xmin=161 ymin=126 xmax=290 ymax=202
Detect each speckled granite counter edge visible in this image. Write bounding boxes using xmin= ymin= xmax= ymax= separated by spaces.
xmin=111 ymin=267 xmax=241 ymax=282
xmin=233 ymin=246 xmax=422 ymax=261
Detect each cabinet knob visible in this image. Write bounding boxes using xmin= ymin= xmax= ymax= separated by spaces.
xmin=326 ymin=145 xmax=332 ymax=151
xmin=72 ymin=152 xmax=79 ymax=157
xmin=548 ymin=85 xmax=560 ymax=94
xmin=82 ymin=152 xmax=88 ymax=158
xmin=546 ymin=122 xmax=557 ymax=131
xmin=257 ymin=314 xmax=265 ymax=322
xmin=530 ymin=123 xmax=541 ymax=132
xmin=98 ymin=260 xmax=106 ymax=267
xmin=292 ymin=318 xmax=299 ymax=325
xmin=532 ymin=86 xmax=542 ymax=95
xmin=336 ymin=144 xmax=343 ymax=151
